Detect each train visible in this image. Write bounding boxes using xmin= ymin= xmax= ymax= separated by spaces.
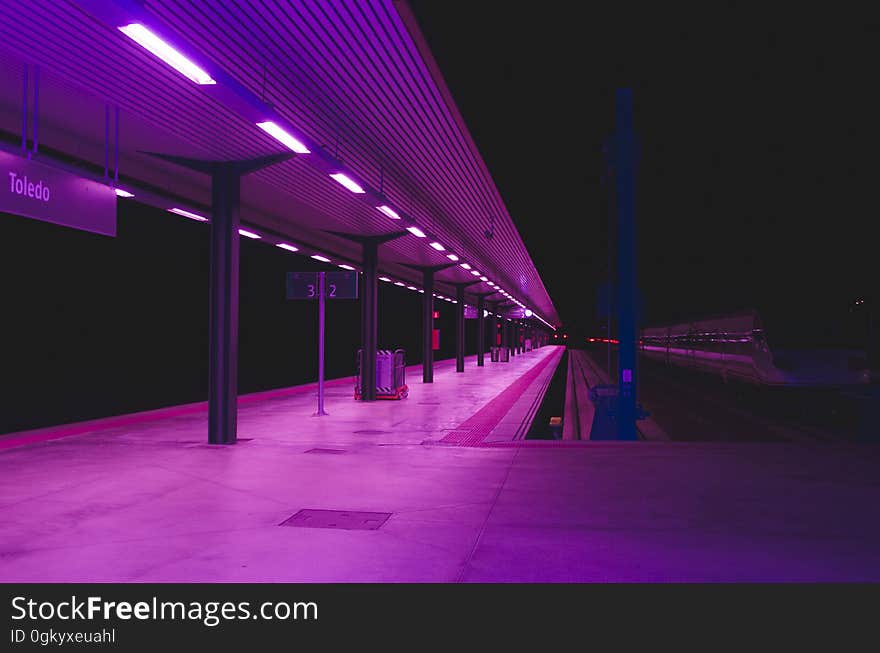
xmin=639 ymin=309 xmax=870 ymax=387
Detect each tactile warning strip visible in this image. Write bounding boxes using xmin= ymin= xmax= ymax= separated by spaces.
xmin=439 ymin=350 xmax=562 ymax=447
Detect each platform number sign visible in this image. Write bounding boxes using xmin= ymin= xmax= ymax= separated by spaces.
xmin=286 ymin=271 xmax=358 ymax=300
xmin=286 ymin=270 xmax=358 ymax=418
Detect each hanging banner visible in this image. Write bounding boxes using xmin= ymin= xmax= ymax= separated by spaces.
xmin=0 ymin=151 xmax=116 ymax=236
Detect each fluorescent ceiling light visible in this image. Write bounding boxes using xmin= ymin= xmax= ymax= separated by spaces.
xmin=470 ymin=270 xmax=480 ymax=276
xmin=446 ymin=254 xmax=459 ymax=262
xmin=114 ymin=188 xmax=134 ymax=198
xmin=460 ymin=263 xmax=471 ymax=270
xmin=406 ymin=226 xmax=426 ymax=238
xmin=525 ymin=309 xmax=533 ymax=317
xmin=418 ymin=289 xmax=425 ymax=293
xmin=394 ymin=281 xmax=406 ymax=287
xmin=256 ymin=121 xmax=310 ymax=154
xmin=329 ymin=172 xmax=365 ymax=194
xmin=276 ymin=243 xmax=299 ymax=252
xmin=487 ymin=282 xmax=496 ymax=287
xmin=238 ymin=228 xmax=261 ymax=239
xmin=379 ymin=276 xmax=392 ymax=282
xmin=377 ymin=205 xmax=401 ymax=220
xmin=168 ymin=207 xmax=208 ymax=222
xmin=429 ymin=241 xmax=445 ymax=251
xmin=311 ymin=254 xmax=331 ymax=263
xmin=407 ymin=285 xmax=417 ymax=291
xmin=338 ymin=264 xmax=355 ymax=270
xmin=118 ymin=24 xmax=215 ymax=85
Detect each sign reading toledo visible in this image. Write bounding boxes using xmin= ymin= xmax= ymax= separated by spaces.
xmin=1 ymin=151 xmax=116 ymax=236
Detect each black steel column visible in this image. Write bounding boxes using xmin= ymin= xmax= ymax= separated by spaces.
xmin=361 ymin=240 xmax=379 ymax=401
xmin=477 ymin=295 xmax=486 ymax=366
xmin=456 ymin=284 xmax=465 ymax=372
xmin=144 ymin=150 xmax=294 ymax=445
xmin=207 ymin=167 xmax=240 ymax=444
xmin=508 ymin=320 xmax=515 ymax=357
xmin=422 ymin=268 xmax=435 ymax=383
xmin=490 ymin=304 xmax=499 ymax=352
xmin=614 ymin=87 xmax=639 ymax=440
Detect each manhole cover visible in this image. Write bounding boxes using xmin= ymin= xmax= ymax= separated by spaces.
xmin=304 ymin=448 xmax=346 ymax=454
xmin=280 ymin=509 xmax=392 ymax=530
xmin=353 ymin=429 xmax=389 ymax=435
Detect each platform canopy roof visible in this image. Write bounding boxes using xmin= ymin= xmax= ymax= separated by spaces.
xmin=0 ymin=0 xmax=558 ymax=327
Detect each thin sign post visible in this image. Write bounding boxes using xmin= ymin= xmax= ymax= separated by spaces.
xmin=315 ymin=272 xmax=328 ymax=416
xmin=286 ymin=270 xmax=358 ymax=417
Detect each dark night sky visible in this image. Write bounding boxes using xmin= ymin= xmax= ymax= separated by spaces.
xmin=408 ymin=2 xmax=879 ymax=339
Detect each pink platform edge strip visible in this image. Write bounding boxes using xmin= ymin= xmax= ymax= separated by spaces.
xmin=440 ymin=349 xmax=563 ymax=447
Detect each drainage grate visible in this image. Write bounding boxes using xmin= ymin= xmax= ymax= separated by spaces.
xmin=304 ymin=448 xmax=346 ymax=454
xmin=280 ymin=509 xmax=392 ymax=530
xmin=353 ymin=429 xmax=389 ymax=435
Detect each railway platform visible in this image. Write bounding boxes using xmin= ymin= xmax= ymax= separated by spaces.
xmin=2 ymin=345 xmax=880 ymax=582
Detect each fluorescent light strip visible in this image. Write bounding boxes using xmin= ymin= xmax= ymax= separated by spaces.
xmin=168 ymin=207 xmax=208 ymax=222
xmin=406 ymin=226 xmax=426 ymax=238
xmin=238 ymin=229 xmax=261 ymax=239
xmin=407 ymin=285 xmax=417 ymax=291
xmin=311 ymin=254 xmax=331 ymax=263
xmin=479 ymin=276 xmax=488 ymax=281
xmin=376 ymin=205 xmax=401 ymax=220
xmin=329 ymin=172 xmax=365 ymax=194
xmin=460 ymin=263 xmax=471 ymax=270
xmin=394 ymin=281 xmax=406 ymax=287
xmin=118 ymin=24 xmax=215 ymax=85
xmin=470 ymin=270 xmax=480 ymax=276
xmin=338 ymin=264 xmax=355 ymax=270
xmin=114 ymin=188 xmax=134 ymax=198
xmin=446 ymin=254 xmax=459 ymax=262
xmin=379 ymin=276 xmax=392 ymax=282
xmin=429 ymin=241 xmax=445 ymax=251
xmin=276 ymin=243 xmax=299 ymax=252
xmin=256 ymin=121 xmax=310 ymax=154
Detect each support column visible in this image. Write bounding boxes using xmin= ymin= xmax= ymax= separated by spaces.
xmin=422 ymin=268 xmax=435 ymax=383
xmin=324 ymin=230 xmax=407 ymax=402
xmin=207 ymin=167 xmax=240 ymax=444
xmin=456 ymin=284 xmax=465 ymax=372
xmin=508 ymin=320 xmax=515 ymax=357
xmin=144 ymin=150 xmax=294 ymax=445
xmin=490 ymin=304 xmax=499 ymax=350
xmin=614 ymin=87 xmax=639 ymax=440
xmin=477 ymin=295 xmax=486 ymax=366
xmin=361 ymin=240 xmax=379 ymax=402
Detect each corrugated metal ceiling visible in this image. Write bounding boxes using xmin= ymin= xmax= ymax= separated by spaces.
xmin=0 ymin=0 xmax=558 ymax=324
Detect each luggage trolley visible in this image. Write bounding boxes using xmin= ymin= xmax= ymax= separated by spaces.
xmin=355 ymin=349 xmax=409 ymax=400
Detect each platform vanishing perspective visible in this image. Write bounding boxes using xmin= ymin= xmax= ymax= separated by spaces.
xmin=2 ymin=345 xmax=880 ymax=583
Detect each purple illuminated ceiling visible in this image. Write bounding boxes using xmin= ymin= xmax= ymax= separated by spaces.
xmin=0 ymin=0 xmax=559 ymax=324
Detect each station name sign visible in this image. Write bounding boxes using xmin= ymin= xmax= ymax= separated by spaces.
xmin=0 ymin=151 xmax=116 ymax=236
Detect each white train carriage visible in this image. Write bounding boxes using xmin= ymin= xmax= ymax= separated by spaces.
xmin=640 ymin=309 xmax=869 ymax=387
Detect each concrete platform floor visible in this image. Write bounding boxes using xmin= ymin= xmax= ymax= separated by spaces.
xmin=2 ymin=345 xmax=880 ymax=582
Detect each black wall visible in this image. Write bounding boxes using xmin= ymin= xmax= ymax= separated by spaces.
xmin=1 ymin=202 xmax=487 ymax=434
